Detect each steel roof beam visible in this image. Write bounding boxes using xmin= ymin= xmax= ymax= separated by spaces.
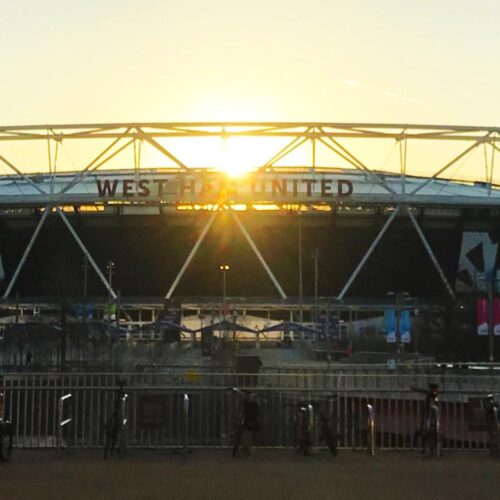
xmin=2 ymin=206 xmax=50 ymax=299
xmin=56 ymin=208 xmax=117 ymax=300
xmin=406 ymin=207 xmax=455 ymax=299
xmin=410 ymin=133 xmax=492 ymax=196
xmin=59 ymin=132 xmax=133 ymax=195
xmin=337 ymin=206 xmax=400 ymax=300
xmin=165 ymin=211 xmax=218 ymax=299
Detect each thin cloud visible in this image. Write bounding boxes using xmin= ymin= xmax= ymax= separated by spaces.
xmin=340 ymin=79 xmax=424 ymax=104
xmin=340 ymin=79 xmax=372 ymax=90
xmin=382 ymin=89 xmax=424 ymax=104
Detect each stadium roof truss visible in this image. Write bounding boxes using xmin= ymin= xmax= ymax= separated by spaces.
xmin=1 ymin=122 xmax=499 ymax=301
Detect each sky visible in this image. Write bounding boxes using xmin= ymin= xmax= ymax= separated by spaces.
xmin=0 ymin=1 xmax=499 ymax=178
xmin=2 ymin=0 xmax=499 ymax=125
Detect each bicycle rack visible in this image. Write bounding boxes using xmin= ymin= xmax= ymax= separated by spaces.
xmin=120 ymin=392 xmax=129 ymax=439
xmin=57 ymin=394 xmax=72 ymax=458
xmin=367 ymin=403 xmax=375 ymax=456
xmin=183 ymin=393 xmax=189 ymax=457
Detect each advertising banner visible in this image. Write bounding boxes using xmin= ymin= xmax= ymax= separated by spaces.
xmin=384 ymin=309 xmax=396 ymax=343
xmin=319 ymin=313 xmax=339 ymax=339
xmin=476 ymin=298 xmax=488 ymax=336
xmin=493 ymin=298 xmax=500 ymax=336
xmin=399 ymin=310 xmax=411 ymax=344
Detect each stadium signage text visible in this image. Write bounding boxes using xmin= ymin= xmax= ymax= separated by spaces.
xmin=95 ymin=175 xmax=354 ymax=200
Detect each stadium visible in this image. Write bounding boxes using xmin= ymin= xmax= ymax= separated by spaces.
xmin=0 ymin=122 xmax=499 ymax=464
xmin=0 ymin=122 xmax=499 ymax=360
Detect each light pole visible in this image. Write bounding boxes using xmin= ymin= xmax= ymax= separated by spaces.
xmin=312 ymin=248 xmax=320 ymax=322
xmin=298 ymin=215 xmax=303 ymax=322
xmin=219 ymin=264 xmax=230 ymax=314
xmin=106 ymin=261 xmax=115 ymax=301
xmin=82 ymin=256 xmax=88 ymax=299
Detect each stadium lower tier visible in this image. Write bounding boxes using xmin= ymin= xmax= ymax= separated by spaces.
xmin=0 ymin=210 xmax=479 ymax=299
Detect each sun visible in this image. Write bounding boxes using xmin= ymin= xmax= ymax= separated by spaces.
xmin=141 ymin=135 xmax=269 ymax=176
xmin=220 ymin=136 xmax=264 ymax=178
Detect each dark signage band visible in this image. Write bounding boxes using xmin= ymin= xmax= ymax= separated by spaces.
xmin=96 ymin=176 xmax=354 ymax=199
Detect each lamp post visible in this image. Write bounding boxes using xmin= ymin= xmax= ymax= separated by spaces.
xmin=219 ymin=264 xmax=230 ymax=315
xmin=106 ymin=261 xmax=115 ymax=301
xmin=312 ymin=248 xmax=320 ymax=323
xmin=82 ymin=256 xmax=88 ymax=299
xmin=298 ymin=214 xmax=303 ymax=323
xmin=312 ymin=248 xmax=320 ymax=304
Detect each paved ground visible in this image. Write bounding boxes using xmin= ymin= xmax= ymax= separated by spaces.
xmin=0 ymin=449 xmax=498 ymax=500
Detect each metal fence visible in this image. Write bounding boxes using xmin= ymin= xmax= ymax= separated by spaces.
xmin=1 ymin=371 xmax=499 ymax=451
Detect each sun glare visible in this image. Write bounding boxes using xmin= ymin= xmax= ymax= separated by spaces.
xmin=220 ymin=136 xmax=262 ymax=177
xmin=143 ymin=134 xmax=281 ymax=177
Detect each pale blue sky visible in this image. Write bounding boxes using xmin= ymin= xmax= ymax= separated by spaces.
xmin=1 ymin=0 xmax=499 ymax=126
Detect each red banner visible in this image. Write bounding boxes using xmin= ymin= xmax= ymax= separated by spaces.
xmin=494 ymin=298 xmax=500 ymax=336
xmin=476 ymin=298 xmax=500 ymax=336
xmin=476 ymin=298 xmax=488 ymax=336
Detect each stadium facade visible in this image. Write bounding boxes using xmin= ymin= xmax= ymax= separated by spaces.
xmin=0 ymin=122 xmax=499 ymax=305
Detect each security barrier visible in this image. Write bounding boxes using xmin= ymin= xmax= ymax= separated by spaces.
xmin=0 ymin=371 xmax=498 ymax=451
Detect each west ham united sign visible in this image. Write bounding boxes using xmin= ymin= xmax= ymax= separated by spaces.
xmin=0 ymin=169 xmax=499 ymax=207
xmin=95 ymin=173 xmax=353 ymax=201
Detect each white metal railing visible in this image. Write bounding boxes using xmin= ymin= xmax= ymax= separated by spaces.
xmin=0 ymin=372 xmax=498 ymax=452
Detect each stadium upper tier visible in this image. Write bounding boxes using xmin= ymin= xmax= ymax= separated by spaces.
xmin=0 ymin=122 xmax=499 ymax=208
xmin=0 ymin=169 xmax=498 ymax=208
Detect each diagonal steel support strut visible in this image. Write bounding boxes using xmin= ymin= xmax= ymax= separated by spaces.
xmin=406 ymin=207 xmax=456 ymax=299
xmin=3 ymin=205 xmax=51 ymax=299
xmin=231 ymin=212 xmax=287 ymax=299
xmin=165 ymin=211 xmax=218 ymax=299
xmin=57 ymin=208 xmax=118 ymax=300
xmin=337 ymin=206 xmax=400 ymax=300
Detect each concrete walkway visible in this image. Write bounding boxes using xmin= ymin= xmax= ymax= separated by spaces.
xmin=0 ymin=449 xmax=498 ymax=500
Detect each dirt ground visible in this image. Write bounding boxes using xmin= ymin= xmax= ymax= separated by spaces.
xmin=0 ymin=449 xmax=498 ymax=500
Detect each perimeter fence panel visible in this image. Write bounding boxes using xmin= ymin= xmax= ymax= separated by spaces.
xmin=1 ymin=371 xmax=499 ymax=451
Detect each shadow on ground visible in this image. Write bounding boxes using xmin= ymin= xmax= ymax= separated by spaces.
xmin=0 ymin=449 xmax=498 ymax=500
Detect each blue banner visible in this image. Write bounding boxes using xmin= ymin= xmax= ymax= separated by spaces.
xmin=319 ymin=313 xmax=339 ymax=339
xmin=385 ymin=309 xmax=396 ymax=343
xmin=74 ymin=303 xmax=83 ymax=319
xmin=400 ymin=310 xmax=411 ymax=344
xmin=85 ymin=303 xmax=94 ymax=320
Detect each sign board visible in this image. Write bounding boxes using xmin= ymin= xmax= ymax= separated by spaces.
xmin=384 ymin=309 xmax=411 ymax=343
xmin=94 ymin=174 xmax=354 ymax=202
xmin=384 ymin=309 xmax=396 ymax=343
xmin=0 ymin=171 xmax=357 ymax=206
xmin=476 ymin=298 xmax=500 ymax=336
xmin=400 ymin=310 xmax=411 ymax=344
xmin=318 ymin=313 xmax=339 ymax=339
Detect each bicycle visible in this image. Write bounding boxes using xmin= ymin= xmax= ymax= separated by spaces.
xmin=230 ymin=388 xmax=261 ymax=457
xmin=483 ymin=394 xmax=499 ymax=457
xmin=289 ymin=397 xmax=338 ymax=456
xmin=103 ymin=380 xmax=129 ymax=460
xmin=411 ymin=384 xmax=441 ymax=458
xmin=0 ymin=386 xmax=13 ymax=462
xmin=293 ymin=401 xmax=314 ymax=456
